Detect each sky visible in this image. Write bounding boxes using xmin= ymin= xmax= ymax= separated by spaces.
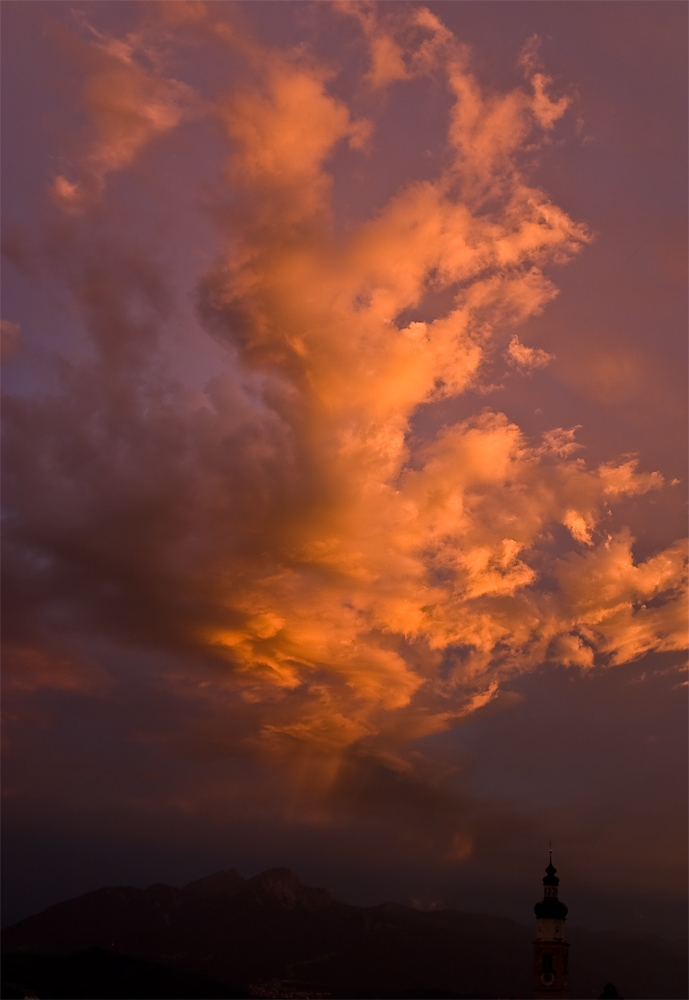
xmin=2 ymin=1 xmax=687 ymax=939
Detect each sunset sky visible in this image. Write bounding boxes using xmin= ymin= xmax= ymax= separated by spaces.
xmin=2 ymin=1 xmax=687 ymax=938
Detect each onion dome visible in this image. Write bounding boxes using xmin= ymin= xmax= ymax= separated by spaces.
xmin=534 ymin=853 xmax=568 ymax=919
xmin=534 ymin=895 xmax=568 ymax=919
xmin=543 ymin=859 xmax=559 ymax=887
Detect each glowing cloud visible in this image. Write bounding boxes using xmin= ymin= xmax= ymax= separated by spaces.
xmin=6 ymin=3 xmax=687 ymax=769
xmin=50 ymin=16 xmax=198 ymax=210
xmin=506 ymin=335 xmax=553 ymax=371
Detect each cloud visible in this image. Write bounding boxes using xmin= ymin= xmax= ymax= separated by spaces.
xmin=49 ymin=16 xmax=199 ymax=210
xmin=4 ymin=3 xmax=686 ymax=784
xmin=336 ymin=1 xmax=410 ymax=88
xmin=2 ymin=643 xmax=106 ymax=695
xmin=506 ymin=334 xmax=554 ymax=371
xmin=218 ymin=58 xmax=371 ymax=224
xmin=556 ymin=532 xmax=688 ymax=666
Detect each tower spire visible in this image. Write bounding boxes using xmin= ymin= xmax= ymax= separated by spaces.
xmin=532 ymin=854 xmax=569 ymax=999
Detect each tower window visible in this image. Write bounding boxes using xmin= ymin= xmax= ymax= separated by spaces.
xmin=542 ymin=953 xmax=553 ymax=973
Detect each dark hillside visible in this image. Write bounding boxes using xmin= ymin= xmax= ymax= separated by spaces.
xmin=3 ymin=868 xmax=686 ymax=999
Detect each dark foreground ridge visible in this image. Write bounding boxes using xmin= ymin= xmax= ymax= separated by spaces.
xmin=2 ymin=867 xmax=687 ymax=999
xmin=0 ymin=949 xmax=245 ymax=999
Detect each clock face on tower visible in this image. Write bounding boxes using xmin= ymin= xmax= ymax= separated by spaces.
xmin=540 ymin=972 xmax=555 ymax=986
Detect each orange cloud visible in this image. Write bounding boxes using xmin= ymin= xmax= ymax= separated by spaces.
xmin=506 ymin=334 xmax=553 ymax=371
xmin=337 ymin=1 xmax=410 ymax=88
xmin=50 ymin=18 xmax=198 ymax=210
xmin=185 ymin=15 xmax=684 ymax=751
xmin=6 ymin=3 xmax=686 ymax=774
xmin=2 ymin=643 xmax=106 ymax=695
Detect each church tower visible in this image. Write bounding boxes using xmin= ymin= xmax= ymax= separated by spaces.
xmin=532 ymin=853 xmax=569 ymax=999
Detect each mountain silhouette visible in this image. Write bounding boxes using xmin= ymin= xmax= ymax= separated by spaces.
xmin=2 ymin=867 xmax=686 ymax=999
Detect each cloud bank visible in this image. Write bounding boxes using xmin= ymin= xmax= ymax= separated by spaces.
xmin=3 ymin=3 xmax=686 ymax=782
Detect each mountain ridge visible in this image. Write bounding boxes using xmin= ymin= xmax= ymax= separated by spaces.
xmin=3 ymin=867 xmax=686 ymax=999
